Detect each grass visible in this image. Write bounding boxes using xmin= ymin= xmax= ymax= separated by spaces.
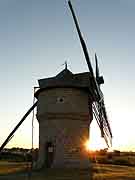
xmin=93 ymin=163 xmax=135 ymax=180
xmin=0 ymin=163 xmax=91 ymax=180
xmin=0 ymin=161 xmax=135 ymax=179
xmin=0 ymin=161 xmax=30 ymax=175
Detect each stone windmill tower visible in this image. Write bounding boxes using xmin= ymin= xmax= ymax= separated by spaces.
xmin=34 ymin=0 xmax=112 ymax=168
xmin=35 ymin=65 xmax=93 ymax=168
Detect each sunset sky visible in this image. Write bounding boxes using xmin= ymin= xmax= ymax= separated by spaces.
xmin=0 ymin=0 xmax=135 ymax=151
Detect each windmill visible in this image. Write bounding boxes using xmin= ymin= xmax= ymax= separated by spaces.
xmin=68 ymin=0 xmax=112 ymax=147
xmin=0 ymin=0 xmax=112 ymax=170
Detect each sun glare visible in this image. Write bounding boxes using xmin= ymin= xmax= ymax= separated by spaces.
xmin=90 ymin=137 xmax=107 ymax=151
xmin=84 ymin=139 xmax=91 ymax=151
xmin=84 ymin=137 xmax=107 ymax=152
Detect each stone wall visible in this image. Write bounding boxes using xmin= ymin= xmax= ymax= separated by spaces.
xmin=36 ymin=87 xmax=92 ymax=168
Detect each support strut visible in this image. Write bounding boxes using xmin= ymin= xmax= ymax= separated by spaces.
xmin=0 ymin=101 xmax=38 ymax=152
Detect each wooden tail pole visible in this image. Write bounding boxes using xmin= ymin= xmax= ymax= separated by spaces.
xmin=0 ymin=101 xmax=38 ymax=152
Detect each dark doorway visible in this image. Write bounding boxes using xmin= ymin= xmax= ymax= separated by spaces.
xmin=45 ymin=141 xmax=54 ymax=168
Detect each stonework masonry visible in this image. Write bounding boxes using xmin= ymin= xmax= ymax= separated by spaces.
xmin=36 ymin=87 xmax=92 ymax=168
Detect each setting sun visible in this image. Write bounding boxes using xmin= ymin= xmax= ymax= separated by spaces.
xmin=84 ymin=140 xmax=91 ymax=151
xmin=84 ymin=136 xmax=107 ymax=152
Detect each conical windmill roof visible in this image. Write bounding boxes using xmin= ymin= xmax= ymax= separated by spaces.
xmin=35 ymin=68 xmax=93 ymax=97
xmin=55 ymin=68 xmax=73 ymax=80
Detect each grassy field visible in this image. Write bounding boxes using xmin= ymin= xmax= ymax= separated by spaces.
xmin=0 ymin=161 xmax=30 ymax=175
xmin=93 ymin=163 xmax=135 ymax=180
xmin=0 ymin=162 xmax=135 ymax=180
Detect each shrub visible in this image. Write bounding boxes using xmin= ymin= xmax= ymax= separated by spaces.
xmin=113 ymin=158 xmax=130 ymax=166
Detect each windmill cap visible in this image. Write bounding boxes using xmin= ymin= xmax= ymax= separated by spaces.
xmin=35 ymin=68 xmax=93 ymax=98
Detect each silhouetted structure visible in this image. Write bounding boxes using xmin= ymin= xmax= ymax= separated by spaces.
xmin=35 ymin=68 xmax=93 ymax=168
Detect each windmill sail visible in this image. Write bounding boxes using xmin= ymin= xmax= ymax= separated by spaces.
xmin=95 ymin=53 xmax=104 ymax=86
xmin=68 ymin=0 xmax=112 ymax=147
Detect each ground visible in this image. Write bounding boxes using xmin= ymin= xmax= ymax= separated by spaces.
xmin=0 ymin=161 xmax=135 ymax=180
xmin=93 ymin=164 xmax=135 ymax=180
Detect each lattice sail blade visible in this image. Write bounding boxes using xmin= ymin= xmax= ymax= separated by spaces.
xmin=68 ymin=0 xmax=112 ymax=147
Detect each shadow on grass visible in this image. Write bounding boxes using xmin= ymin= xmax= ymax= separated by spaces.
xmin=0 ymin=167 xmax=92 ymax=180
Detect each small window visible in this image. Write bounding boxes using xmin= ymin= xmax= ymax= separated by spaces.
xmin=57 ymin=97 xmax=65 ymax=103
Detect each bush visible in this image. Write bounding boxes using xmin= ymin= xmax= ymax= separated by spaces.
xmin=113 ymin=158 xmax=130 ymax=166
xmin=0 ymin=152 xmax=32 ymax=162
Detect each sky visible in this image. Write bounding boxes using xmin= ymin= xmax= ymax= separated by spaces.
xmin=0 ymin=0 xmax=135 ymax=151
